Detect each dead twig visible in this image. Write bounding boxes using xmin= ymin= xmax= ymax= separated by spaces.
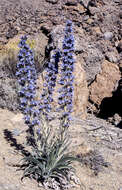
xmin=86 ymin=126 xmax=104 ymax=131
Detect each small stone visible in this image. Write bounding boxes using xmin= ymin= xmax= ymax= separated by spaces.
xmin=92 ymin=27 xmax=101 ymax=35
xmin=83 ymin=15 xmax=89 ymax=21
xmin=82 ymin=0 xmax=91 ymax=8
xmin=65 ymin=0 xmax=78 ymax=5
xmin=46 ymin=0 xmax=58 ymax=3
xmin=104 ymin=32 xmax=113 ymax=41
xmin=0 ymin=37 xmax=8 ymax=44
xmin=6 ymin=28 xmax=18 ymax=39
xmin=87 ymin=18 xmax=94 ymax=25
xmin=105 ymin=52 xmax=119 ymax=63
xmin=89 ymin=7 xmax=99 ymax=15
xmin=76 ymin=4 xmax=85 ymax=13
xmin=113 ymin=114 xmax=122 ymax=126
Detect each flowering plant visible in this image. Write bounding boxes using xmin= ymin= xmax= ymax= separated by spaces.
xmin=58 ymin=20 xmax=75 ymax=130
xmin=17 ymin=21 xmax=80 ymax=189
xmin=16 ymin=36 xmax=39 ymax=126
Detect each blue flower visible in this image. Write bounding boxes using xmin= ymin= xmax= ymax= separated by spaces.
xmin=17 ymin=36 xmax=39 ymax=127
xmin=58 ymin=20 xmax=75 ymax=128
xmin=39 ymin=50 xmax=60 ymax=121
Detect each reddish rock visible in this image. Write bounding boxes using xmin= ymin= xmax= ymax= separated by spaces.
xmin=89 ymin=60 xmax=121 ymax=107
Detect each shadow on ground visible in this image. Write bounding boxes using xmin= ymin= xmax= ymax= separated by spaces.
xmin=3 ymin=129 xmax=30 ymax=156
xmin=98 ymin=79 xmax=122 ymax=129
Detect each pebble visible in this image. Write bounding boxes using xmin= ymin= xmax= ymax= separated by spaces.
xmin=65 ymin=0 xmax=78 ymax=5
xmin=105 ymin=52 xmax=119 ymax=63
xmin=83 ymin=15 xmax=89 ymax=21
xmin=104 ymin=32 xmax=113 ymax=41
xmin=46 ymin=0 xmax=58 ymax=3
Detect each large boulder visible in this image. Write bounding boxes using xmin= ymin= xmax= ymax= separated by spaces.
xmin=89 ymin=60 xmax=121 ymax=109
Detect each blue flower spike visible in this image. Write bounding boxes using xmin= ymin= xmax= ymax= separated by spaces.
xmin=17 ymin=35 xmax=39 ymax=127
xmin=58 ymin=20 xmax=75 ymax=128
xmin=39 ymin=50 xmax=60 ymax=121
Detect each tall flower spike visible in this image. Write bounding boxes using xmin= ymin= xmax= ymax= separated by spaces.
xmin=17 ymin=36 xmax=39 ymax=127
xmin=58 ymin=20 xmax=75 ymax=128
xmin=39 ymin=50 xmax=60 ymax=121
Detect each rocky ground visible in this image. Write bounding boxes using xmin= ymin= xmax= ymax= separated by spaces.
xmin=0 ymin=108 xmax=122 ymax=190
xmin=0 ymin=0 xmax=122 ymax=190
